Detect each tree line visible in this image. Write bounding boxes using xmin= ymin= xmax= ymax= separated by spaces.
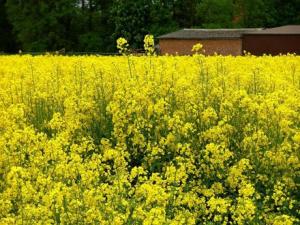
xmin=0 ymin=0 xmax=299 ymax=53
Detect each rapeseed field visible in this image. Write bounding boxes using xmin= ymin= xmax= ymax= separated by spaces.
xmin=0 ymin=53 xmax=300 ymax=224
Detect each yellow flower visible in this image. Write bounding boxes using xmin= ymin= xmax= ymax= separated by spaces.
xmin=0 ymin=53 xmax=299 ymax=224
xmin=144 ymin=34 xmax=155 ymax=56
xmin=192 ymin=43 xmax=203 ymax=54
xmin=116 ymin=37 xmax=129 ymax=55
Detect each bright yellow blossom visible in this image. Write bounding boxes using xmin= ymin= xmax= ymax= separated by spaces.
xmin=0 ymin=54 xmax=299 ymax=224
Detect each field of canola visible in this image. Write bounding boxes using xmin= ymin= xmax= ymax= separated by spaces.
xmin=0 ymin=54 xmax=300 ymax=224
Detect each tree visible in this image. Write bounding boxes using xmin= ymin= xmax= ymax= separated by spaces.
xmin=77 ymin=0 xmax=114 ymax=52
xmin=244 ymin=0 xmax=276 ymax=27
xmin=2 ymin=0 xmax=300 ymax=53
xmin=274 ymin=0 xmax=300 ymax=26
xmin=149 ymin=0 xmax=178 ymax=37
xmin=0 ymin=0 xmax=18 ymax=52
xmin=110 ymin=0 xmax=181 ymax=50
xmin=173 ymin=0 xmax=199 ymax=28
xmin=6 ymin=0 xmax=82 ymax=51
xmin=110 ymin=0 xmax=151 ymax=50
xmin=197 ymin=0 xmax=234 ymax=28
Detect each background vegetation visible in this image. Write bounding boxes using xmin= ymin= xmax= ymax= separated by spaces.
xmin=0 ymin=0 xmax=300 ymax=53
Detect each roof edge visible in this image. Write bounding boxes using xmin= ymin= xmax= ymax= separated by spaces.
xmin=157 ymin=28 xmax=263 ymax=39
xmin=158 ymin=37 xmax=241 ymax=40
xmin=243 ymin=33 xmax=300 ymax=36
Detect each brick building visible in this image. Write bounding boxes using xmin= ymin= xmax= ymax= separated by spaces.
xmin=242 ymin=25 xmax=300 ymax=55
xmin=158 ymin=26 xmax=300 ymax=56
xmin=158 ymin=28 xmax=261 ymax=56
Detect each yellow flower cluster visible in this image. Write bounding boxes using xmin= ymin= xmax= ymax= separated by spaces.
xmin=0 ymin=54 xmax=299 ymax=224
xmin=192 ymin=43 xmax=203 ymax=54
xmin=143 ymin=35 xmax=155 ymax=56
xmin=116 ymin=37 xmax=129 ymax=55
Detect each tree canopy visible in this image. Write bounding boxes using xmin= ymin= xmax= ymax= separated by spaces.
xmin=1 ymin=0 xmax=299 ymax=53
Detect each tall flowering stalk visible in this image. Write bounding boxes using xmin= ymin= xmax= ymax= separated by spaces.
xmin=117 ymin=37 xmax=129 ymax=55
xmin=116 ymin=37 xmax=133 ymax=78
xmin=144 ymin=34 xmax=155 ymax=56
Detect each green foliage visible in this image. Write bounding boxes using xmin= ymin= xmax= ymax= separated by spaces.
xmin=1 ymin=0 xmax=299 ymax=52
xmin=0 ymin=0 xmax=17 ymax=52
xmin=6 ymin=0 xmax=81 ymax=51
xmin=5 ymin=0 xmax=114 ymax=52
xmin=274 ymin=0 xmax=300 ymax=25
xmin=110 ymin=0 xmax=180 ymax=50
xmin=240 ymin=0 xmax=277 ymax=27
xmin=197 ymin=0 xmax=234 ymax=28
xmin=173 ymin=0 xmax=199 ymax=27
xmin=110 ymin=0 xmax=150 ymax=49
xmin=149 ymin=0 xmax=178 ymax=37
xmin=77 ymin=0 xmax=114 ymax=52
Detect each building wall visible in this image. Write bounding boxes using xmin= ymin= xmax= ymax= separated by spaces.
xmin=159 ymin=39 xmax=242 ymax=56
xmin=243 ymin=35 xmax=300 ymax=55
